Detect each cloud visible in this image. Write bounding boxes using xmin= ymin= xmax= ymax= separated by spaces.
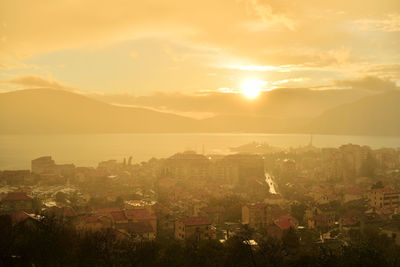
xmin=241 ymin=0 xmax=296 ymax=31
xmin=364 ymin=64 xmax=400 ymax=79
xmin=334 ymin=76 xmax=399 ymax=91
xmin=1 ymin=0 xmax=399 ymax=95
xmin=2 ymin=75 xmax=74 ymax=91
xmin=356 ymin=14 xmax=400 ymax=32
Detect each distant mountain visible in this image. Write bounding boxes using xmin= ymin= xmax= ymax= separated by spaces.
xmin=310 ymin=90 xmax=400 ymax=135
xmin=2 ymin=88 xmax=400 ymax=135
xmin=0 ymin=89 xmax=197 ymax=133
xmin=91 ymin=88 xmax=371 ymax=119
xmin=200 ymin=115 xmax=310 ymax=133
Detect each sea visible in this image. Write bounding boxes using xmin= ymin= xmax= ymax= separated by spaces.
xmin=1 ymin=133 xmax=400 ymax=170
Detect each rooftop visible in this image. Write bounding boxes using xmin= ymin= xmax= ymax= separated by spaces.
xmin=2 ymin=192 xmax=32 ymax=201
xmin=180 ymin=216 xmax=211 ymax=226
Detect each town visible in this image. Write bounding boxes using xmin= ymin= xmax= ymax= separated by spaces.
xmin=1 ymin=142 xmax=400 ymax=265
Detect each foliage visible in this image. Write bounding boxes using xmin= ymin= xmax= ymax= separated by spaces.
xmin=1 ymin=217 xmax=400 ymax=266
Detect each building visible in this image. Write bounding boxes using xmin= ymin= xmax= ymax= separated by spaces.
xmin=125 ymin=208 xmax=157 ymax=234
xmin=242 ymin=203 xmax=285 ymax=230
xmin=219 ymin=154 xmax=264 ymax=185
xmin=125 ymin=222 xmax=156 ymax=241
xmin=175 ymin=216 xmax=213 ymax=241
xmin=381 ymin=223 xmax=400 ymax=245
xmin=368 ymin=187 xmax=400 ymax=210
xmin=1 ymin=192 xmax=33 ymax=212
xmin=267 ymin=218 xmax=296 ymax=239
xmin=31 ymin=156 xmax=75 ymax=178
xmin=31 ymin=156 xmax=56 ymax=174
xmin=343 ymin=187 xmax=365 ymax=203
xmin=77 ymin=215 xmax=113 ymax=231
xmin=0 ymin=170 xmax=32 ymax=185
xmin=164 ymin=151 xmax=210 ymax=181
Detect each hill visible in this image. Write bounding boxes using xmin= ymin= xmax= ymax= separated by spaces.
xmin=310 ymin=90 xmax=400 ymax=135
xmin=0 ymin=89 xmax=198 ymax=133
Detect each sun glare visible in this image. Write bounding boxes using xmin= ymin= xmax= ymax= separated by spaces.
xmin=241 ymin=79 xmax=265 ymax=99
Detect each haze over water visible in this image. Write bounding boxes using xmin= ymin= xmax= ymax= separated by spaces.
xmin=1 ymin=133 xmax=400 ymax=170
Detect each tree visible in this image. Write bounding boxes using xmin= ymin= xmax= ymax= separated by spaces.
xmin=290 ymin=202 xmax=307 ymax=224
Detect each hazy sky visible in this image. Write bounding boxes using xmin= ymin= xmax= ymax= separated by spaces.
xmin=0 ymin=0 xmax=399 ymax=96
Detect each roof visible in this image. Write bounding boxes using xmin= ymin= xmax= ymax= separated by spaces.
xmin=274 ymin=219 xmax=295 ymax=230
xmin=10 ymin=211 xmax=37 ymax=226
xmin=95 ymin=207 xmax=121 ymax=214
xmin=311 ymin=214 xmax=329 ymax=222
xmin=374 ymin=187 xmax=398 ymax=194
xmin=3 ymin=192 xmax=32 ymax=201
xmin=127 ymin=222 xmax=154 ymax=234
xmin=342 ymin=218 xmax=359 ymax=226
xmin=345 ymin=187 xmax=364 ymax=195
xmin=45 ymin=206 xmax=76 ymax=217
xmin=341 ymin=209 xmax=363 ymax=219
xmin=180 ymin=216 xmax=211 ymax=226
xmin=125 ymin=208 xmax=156 ymax=220
xmin=110 ymin=211 xmax=128 ymax=222
xmin=279 ymin=215 xmax=299 ymax=225
xmin=84 ymin=215 xmax=102 ymax=224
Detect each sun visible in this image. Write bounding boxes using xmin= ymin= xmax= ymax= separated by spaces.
xmin=241 ymin=79 xmax=265 ymax=99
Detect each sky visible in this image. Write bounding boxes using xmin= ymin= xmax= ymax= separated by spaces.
xmin=0 ymin=0 xmax=399 ymax=104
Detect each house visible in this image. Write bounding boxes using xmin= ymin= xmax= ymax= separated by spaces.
xmin=125 ymin=221 xmax=156 ymax=241
xmin=1 ymin=192 xmax=33 ymax=212
xmin=175 ymin=216 xmax=213 ymax=241
xmin=339 ymin=209 xmax=363 ymax=231
xmin=94 ymin=207 xmax=122 ymax=215
xmin=199 ymin=206 xmax=225 ymax=225
xmin=368 ymin=187 xmax=400 ymax=210
xmin=77 ymin=215 xmax=113 ymax=231
xmin=242 ymin=203 xmax=285 ymax=230
xmin=110 ymin=211 xmax=129 ymax=228
xmin=125 ymin=208 xmax=157 ymax=234
xmin=44 ymin=206 xmax=77 ymax=219
xmin=381 ymin=223 xmax=400 ymax=245
xmin=10 ymin=211 xmax=41 ymax=230
xmin=308 ymin=214 xmax=334 ymax=230
xmin=343 ymin=187 xmax=364 ymax=203
xmin=153 ymin=203 xmax=175 ymax=236
xmin=267 ymin=216 xmax=297 ymax=239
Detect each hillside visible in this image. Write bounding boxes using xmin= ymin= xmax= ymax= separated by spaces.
xmin=1 ymin=88 xmax=400 ymax=135
xmin=0 ymin=89 xmax=198 ymax=133
xmin=310 ymin=91 xmax=400 ymax=136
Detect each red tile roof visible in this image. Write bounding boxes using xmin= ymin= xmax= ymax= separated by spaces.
xmin=341 ymin=209 xmax=362 ymax=219
xmin=95 ymin=207 xmax=121 ymax=214
xmin=180 ymin=216 xmax=211 ymax=226
xmin=274 ymin=219 xmax=295 ymax=230
xmin=279 ymin=215 xmax=299 ymax=225
xmin=10 ymin=211 xmax=31 ymax=225
xmin=342 ymin=218 xmax=359 ymax=226
xmin=3 ymin=192 xmax=32 ymax=201
xmin=84 ymin=215 xmax=101 ymax=224
xmin=45 ymin=206 xmax=76 ymax=217
xmin=127 ymin=222 xmax=154 ymax=234
xmin=110 ymin=211 xmax=128 ymax=222
xmin=125 ymin=208 xmax=156 ymax=220
xmin=345 ymin=187 xmax=364 ymax=195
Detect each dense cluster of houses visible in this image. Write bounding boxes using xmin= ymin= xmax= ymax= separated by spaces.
xmin=1 ymin=143 xmax=400 ymax=245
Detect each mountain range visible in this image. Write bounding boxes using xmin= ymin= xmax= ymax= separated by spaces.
xmin=1 ymin=88 xmax=399 ymax=135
